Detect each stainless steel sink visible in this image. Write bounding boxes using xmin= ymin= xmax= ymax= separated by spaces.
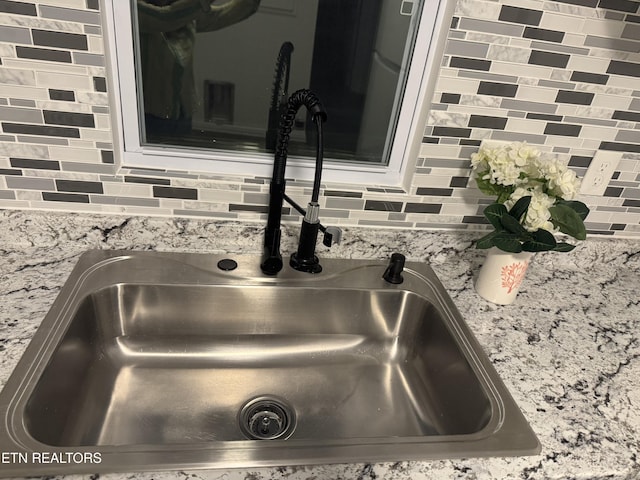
xmin=0 ymin=250 xmax=539 ymax=476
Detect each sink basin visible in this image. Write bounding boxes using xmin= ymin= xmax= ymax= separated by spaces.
xmin=0 ymin=250 xmax=539 ymax=476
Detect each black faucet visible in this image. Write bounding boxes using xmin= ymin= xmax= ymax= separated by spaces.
xmin=261 ymin=89 xmax=329 ymax=276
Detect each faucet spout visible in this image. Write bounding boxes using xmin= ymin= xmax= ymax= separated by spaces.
xmin=260 ymin=89 xmax=327 ymax=276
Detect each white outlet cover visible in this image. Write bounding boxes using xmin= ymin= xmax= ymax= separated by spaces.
xmin=580 ymin=150 xmax=622 ymax=196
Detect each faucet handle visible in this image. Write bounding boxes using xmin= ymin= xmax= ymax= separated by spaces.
xmin=383 ymin=253 xmax=405 ymax=284
xmin=322 ymin=227 xmax=342 ymax=247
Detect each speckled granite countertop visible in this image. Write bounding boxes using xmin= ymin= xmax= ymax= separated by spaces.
xmin=1 ymin=209 xmax=639 ymax=480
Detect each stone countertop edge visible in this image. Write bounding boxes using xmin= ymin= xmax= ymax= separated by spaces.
xmin=0 ymin=209 xmax=639 ymax=480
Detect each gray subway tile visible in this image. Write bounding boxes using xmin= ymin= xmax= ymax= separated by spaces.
xmin=0 ymin=190 xmax=16 ymax=200
xmin=499 ymin=5 xmax=543 ymax=25
xmin=450 ymin=57 xmax=491 ymax=71
xmin=600 ymin=141 xmax=640 ymax=152
xmin=173 ymin=210 xmax=237 ymax=219
xmin=84 ymin=25 xmax=101 ymax=35
xmin=501 ymin=98 xmax=558 ymax=114
xmin=621 ymin=23 xmax=640 ymax=40
xmin=524 ymin=27 xmax=564 ymax=43
xmin=10 ymin=158 xmax=60 ymax=170
xmin=469 ymin=115 xmax=508 ymax=129
xmin=56 ymin=179 xmax=103 ymax=194
xmin=458 ymin=18 xmax=524 ymax=37
xmin=324 ymin=190 xmax=363 ymax=198
xmin=72 ymin=52 xmax=105 ymax=66
xmin=90 ymin=195 xmax=160 ymax=207
xmin=60 ymin=162 xmax=114 ymax=174
xmin=478 ymin=81 xmax=518 ymax=97
xmin=607 ymin=60 xmax=640 ymax=77
xmin=459 ymin=70 xmax=518 ymax=83
xmin=530 ymin=41 xmax=590 ymax=56
xmin=125 ymin=175 xmax=171 ymax=185
xmin=544 ymin=122 xmax=582 ymax=136
xmin=553 ymin=0 xmax=597 ymax=5
xmin=441 ymin=93 xmax=461 ymax=104
xmin=613 ymin=110 xmax=640 ymax=121
xmin=570 ymin=71 xmax=610 ymax=85
xmin=491 ymin=130 xmax=547 ymax=143
xmin=405 ymin=203 xmax=442 ymax=214
xmin=526 ymin=113 xmax=564 ymax=122
xmin=15 ymin=46 xmax=72 ymax=63
xmin=32 ymin=30 xmax=88 ymax=51
xmin=556 ymin=90 xmax=595 ymax=105
xmin=44 ymin=110 xmax=95 ymax=128
xmin=39 ymin=5 xmax=102 ymax=25
xmin=445 ymin=39 xmax=489 ymax=58
xmin=538 ymin=79 xmax=575 ymax=89
xmin=365 ymin=200 xmax=403 ymax=212
xmin=528 ymin=50 xmax=570 ymax=68
xmin=93 ymin=77 xmax=107 ymax=92
xmin=563 ymin=116 xmax=617 ymax=127
xmin=450 ymin=176 xmax=470 ymax=188
xmin=325 ymin=197 xmax=365 ymax=210
xmin=10 ymin=98 xmax=36 ymax=107
xmin=358 ymin=220 xmax=414 ymax=228
xmin=42 ymin=192 xmax=89 ymax=203
xmin=0 ymin=106 xmax=43 ymax=123
xmin=49 ymin=89 xmax=75 ymax=101
xmin=615 ymin=129 xmax=639 ymax=143
xmin=423 ymin=158 xmax=471 ymax=169
xmin=6 ymin=176 xmax=55 ymax=190
xmin=229 ymin=204 xmax=269 ymax=214
xmin=0 ymin=0 xmax=37 ymax=16
xmin=101 ymin=150 xmax=114 ymax=164
xmin=598 ymin=0 xmax=639 ymax=13
xmin=604 ymin=187 xmax=623 ymax=197
xmin=432 ymin=127 xmax=472 ymax=138
xmin=585 ymin=35 xmax=640 ymax=53
xmin=153 ymin=186 xmax=198 ymax=200
xmin=16 ymin=135 xmax=69 ymax=145
xmin=569 ymin=156 xmax=593 ymax=167
xmin=416 ymin=187 xmax=454 ymax=196
xmin=2 ymin=122 xmax=80 ymax=138
xmin=0 ymin=25 xmax=32 ymax=44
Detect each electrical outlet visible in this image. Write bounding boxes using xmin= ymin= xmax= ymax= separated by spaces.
xmin=580 ymin=150 xmax=622 ymax=196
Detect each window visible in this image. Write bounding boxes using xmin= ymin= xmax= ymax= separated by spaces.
xmin=104 ymin=0 xmax=455 ymax=186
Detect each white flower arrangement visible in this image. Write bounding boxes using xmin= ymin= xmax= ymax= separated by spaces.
xmin=471 ymin=142 xmax=590 ymax=253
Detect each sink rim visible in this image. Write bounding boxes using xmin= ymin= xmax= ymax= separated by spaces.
xmin=0 ymin=250 xmax=540 ymax=476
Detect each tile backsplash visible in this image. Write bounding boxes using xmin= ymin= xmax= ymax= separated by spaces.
xmin=0 ymin=0 xmax=639 ymax=237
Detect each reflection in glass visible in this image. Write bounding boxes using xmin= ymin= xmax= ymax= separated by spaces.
xmin=133 ymin=0 xmax=422 ymax=165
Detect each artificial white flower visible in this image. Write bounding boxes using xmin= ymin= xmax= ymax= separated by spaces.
xmin=547 ymin=166 xmax=581 ymax=200
xmin=505 ymin=186 xmax=557 ymax=233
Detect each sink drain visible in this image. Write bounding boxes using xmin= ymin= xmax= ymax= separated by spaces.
xmin=239 ymin=396 xmax=296 ymax=440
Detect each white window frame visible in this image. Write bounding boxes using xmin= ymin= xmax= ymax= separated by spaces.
xmin=102 ymin=0 xmax=455 ymax=188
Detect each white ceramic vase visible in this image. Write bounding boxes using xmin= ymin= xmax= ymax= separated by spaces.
xmin=475 ymin=247 xmax=534 ymax=305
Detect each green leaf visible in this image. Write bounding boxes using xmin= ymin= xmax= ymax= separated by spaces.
xmin=476 ymin=231 xmax=500 ymax=249
xmin=556 ymin=199 xmax=590 ymax=221
xmin=508 ymin=195 xmax=532 ymax=221
xmin=500 ymin=212 xmax=529 ymax=236
xmin=493 ymin=232 xmax=523 ymax=253
xmin=553 ymin=242 xmax=576 ymax=252
xmin=522 ymin=229 xmax=557 ymax=252
xmin=483 ymin=203 xmax=508 ymax=230
xmin=475 ymin=174 xmax=505 ymax=198
xmin=550 ymin=204 xmax=587 ymax=240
